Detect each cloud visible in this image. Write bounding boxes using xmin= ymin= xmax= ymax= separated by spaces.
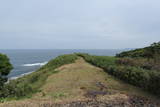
xmin=0 ymin=0 xmax=160 ymax=49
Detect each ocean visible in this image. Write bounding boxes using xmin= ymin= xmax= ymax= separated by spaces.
xmin=0 ymin=49 xmax=124 ymax=79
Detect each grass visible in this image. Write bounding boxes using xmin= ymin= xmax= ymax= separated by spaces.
xmin=0 ymin=54 xmax=78 ymax=101
xmin=1 ymin=57 xmax=159 ymax=107
xmin=36 ymin=58 xmax=105 ymax=100
xmin=0 ymin=55 xmax=159 ymax=106
xmin=77 ymin=53 xmax=160 ymax=96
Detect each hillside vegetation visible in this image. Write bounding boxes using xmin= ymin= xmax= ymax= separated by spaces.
xmin=77 ymin=49 xmax=160 ymax=96
xmin=0 ymin=58 xmax=159 ymax=107
xmin=0 ymin=53 xmax=12 ymax=89
xmin=116 ymin=42 xmax=160 ymax=72
xmin=116 ymin=42 xmax=160 ymax=59
xmin=0 ymin=54 xmax=78 ymax=101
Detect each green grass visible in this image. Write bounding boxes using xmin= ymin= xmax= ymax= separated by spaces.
xmin=76 ymin=53 xmax=116 ymax=67
xmin=77 ymin=53 xmax=160 ymax=97
xmin=0 ymin=54 xmax=78 ymax=101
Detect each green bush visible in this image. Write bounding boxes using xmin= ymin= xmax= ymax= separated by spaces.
xmin=148 ymin=71 xmax=160 ymax=95
xmin=0 ymin=53 xmax=13 ymax=89
xmin=76 ymin=53 xmax=116 ymax=68
xmin=116 ymin=57 xmax=160 ymax=71
xmin=116 ymin=42 xmax=160 ymax=59
xmin=106 ymin=66 xmax=151 ymax=89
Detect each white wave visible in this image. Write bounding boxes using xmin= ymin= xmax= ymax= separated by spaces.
xmin=9 ymin=71 xmax=35 ymax=81
xmin=22 ymin=61 xmax=48 ymax=67
xmin=8 ymin=61 xmax=48 ymax=82
xmin=9 ymin=76 xmax=19 ymax=80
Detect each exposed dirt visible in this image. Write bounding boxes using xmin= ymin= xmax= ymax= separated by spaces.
xmin=3 ymin=96 xmax=158 ymax=107
xmin=39 ymin=99 xmax=159 ymax=107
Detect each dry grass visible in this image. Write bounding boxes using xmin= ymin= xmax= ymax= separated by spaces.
xmin=0 ymin=58 xmax=159 ymax=107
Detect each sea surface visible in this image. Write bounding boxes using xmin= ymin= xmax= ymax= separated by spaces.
xmin=0 ymin=49 xmax=125 ymax=79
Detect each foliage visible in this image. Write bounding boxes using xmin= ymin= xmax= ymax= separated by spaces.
xmin=116 ymin=42 xmax=160 ymax=59
xmin=0 ymin=54 xmax=77 ymax=99
xmin=106 ymin=66 xmax=151 ymax=89
xmin=0 ymin=53 xmax=13 ymax=89
xmin=147 ymin=71 xmax=160 ymax=95
xmin=77 ymin=53 xmax=160 ymax=96
xmin=76 ymin=53 xmax=116 ymax=68
xmin=116 ymin=42 xmax=160 ymax=71
xmin=116 ymin=48 xmax=145 ymax=58
xmin=115 ymin=58 xmax=160 ymax=71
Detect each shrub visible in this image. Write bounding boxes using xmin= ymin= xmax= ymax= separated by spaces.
xmin=76 ymin=53 xmax=116 ymax=68
xmin=148 ymin=71 xmax=160 ymax=95
xmin=0 ymin=53 xmax=13 ymax=89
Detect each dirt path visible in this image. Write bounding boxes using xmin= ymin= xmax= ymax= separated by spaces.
xmin=0 ymin=58 xmax=159 ymax=107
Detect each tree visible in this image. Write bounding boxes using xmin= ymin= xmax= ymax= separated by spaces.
xmin=0 ymin=53 xmax=13 ymax=89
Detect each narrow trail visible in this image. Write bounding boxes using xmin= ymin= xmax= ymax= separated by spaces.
xmin=0 ymin=58 xmax=159 ymax=107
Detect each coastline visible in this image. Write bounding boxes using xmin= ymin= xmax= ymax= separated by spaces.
xmin=8 ymin=71 xmax=35 ymax=81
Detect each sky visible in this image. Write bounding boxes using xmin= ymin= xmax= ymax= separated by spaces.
xmin=0 ymin=0 xmax=160 ymax=49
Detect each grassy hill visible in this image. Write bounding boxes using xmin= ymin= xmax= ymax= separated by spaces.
xmin=0 ymin=54 xmax=78 ymax=101
xmin=0 ymin=55 xmax=159 ymax=106
xmin=116 ymin=42 xmax=160 ymax=58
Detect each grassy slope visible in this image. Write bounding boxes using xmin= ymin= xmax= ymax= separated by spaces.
xmin=0 ymin=54 xmax=78 ymax=100
xmin=116 ymin=42 xmax=160 ymax=58
xmin=0 ymin=58 xmax=159 ymax=107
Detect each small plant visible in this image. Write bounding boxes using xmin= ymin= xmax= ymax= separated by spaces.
xmin=52 ymin=92 xmax=67 ymax=99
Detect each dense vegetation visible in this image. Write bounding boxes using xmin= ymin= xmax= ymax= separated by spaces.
xmin=77 ymin=52 xmax=160 ymax=97
xmin=116 ymin=42 xmax=160 ymax=59
xmin=116 ymin=42 xmax=160 ymax=71
xmin=0 ymin=54 xmax=13 ymax=90
xmin=76 ymin=53 xmax=116 ymax=68
xmin=0 ymin=54 xmax=77 ymax=101
xmin=115 ymin=42 xmax=160 ymax=96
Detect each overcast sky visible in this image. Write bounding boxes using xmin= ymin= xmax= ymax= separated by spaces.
xmin=0 ymin=0 xmax=160 ymax=49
